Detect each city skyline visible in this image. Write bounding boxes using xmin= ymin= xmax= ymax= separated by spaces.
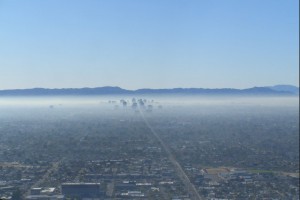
xmin=0 ymin=0 xmax=299 ymax=90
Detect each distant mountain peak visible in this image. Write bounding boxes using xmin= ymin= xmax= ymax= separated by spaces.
xmin=268 ymin=85 xmax=299 ymax=95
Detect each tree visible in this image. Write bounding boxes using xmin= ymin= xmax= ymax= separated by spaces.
xmin=11 ymin=188 xmax=22 ymax=200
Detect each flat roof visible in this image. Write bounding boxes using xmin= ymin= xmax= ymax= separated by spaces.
xmin=62 ymin=183 xmax=100 ymax=185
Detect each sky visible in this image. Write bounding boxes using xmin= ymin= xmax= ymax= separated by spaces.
xmin=0 ymin=0 xmax=298 ymax=90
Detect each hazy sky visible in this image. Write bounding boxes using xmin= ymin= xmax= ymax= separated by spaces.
xmin=0 ymin=0 xmax=298 ymax=90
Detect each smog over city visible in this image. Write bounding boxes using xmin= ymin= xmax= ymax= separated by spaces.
xmin=0 ymin=0 xmax=299 ymax=199
xmin=0 ymin=94 xmax=298 ymax=199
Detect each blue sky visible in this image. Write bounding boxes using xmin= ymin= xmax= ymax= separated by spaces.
xmin=0 ymin=0 xmax=298 ymax=89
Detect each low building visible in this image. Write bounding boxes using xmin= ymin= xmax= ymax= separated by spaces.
xmin=25 ymin=195 xmax=64 ymax=200
xmin=61 ymin=183 xmax=101 ymax=198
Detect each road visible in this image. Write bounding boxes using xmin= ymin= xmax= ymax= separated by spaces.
xmin=24 ymin=160 xmax=62 ymax=196
xmin=138 ymin=106 xmax=202 ymax=200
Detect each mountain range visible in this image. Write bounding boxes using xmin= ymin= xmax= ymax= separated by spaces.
xmin=0 ymin=85 xmax=298 ymax=96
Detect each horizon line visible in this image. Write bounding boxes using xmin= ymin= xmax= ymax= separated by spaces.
xmin=0 ymin=84 xmax=299 ymax=91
